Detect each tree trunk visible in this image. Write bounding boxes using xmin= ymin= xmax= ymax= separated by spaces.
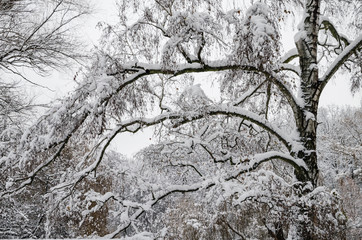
xmin=294 ymin=1 xmax=323 ymax=239
xmin=295 ymin=0 xmax=321 ymax=188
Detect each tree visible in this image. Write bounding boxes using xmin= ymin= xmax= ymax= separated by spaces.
xmin=0 ymin=0 xmax=89 ymax=238
xmin=0 ymin=0 xmax=89 ymax=82
xmin=1 ymin=0 xmax=361 ymax=239
xmin=318 ymin=105 xmax=362 ymax=239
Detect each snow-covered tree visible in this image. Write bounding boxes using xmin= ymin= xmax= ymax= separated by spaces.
xmin=318 ymin=105 xmax=362 ymax=239
xmin=0 ymin=0 xmax=89 ymax=238
xmin=1 ymin=0 xmax=361 ymax=239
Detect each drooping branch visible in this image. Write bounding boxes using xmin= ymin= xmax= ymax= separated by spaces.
xmin=1 ymin=56 xmax=305 ymax=198
xmin=4 ymin=69 xmax=302 ymax=196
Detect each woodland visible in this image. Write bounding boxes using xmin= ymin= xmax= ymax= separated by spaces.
xmin=0 ymin=0 xmax=361 ymax=239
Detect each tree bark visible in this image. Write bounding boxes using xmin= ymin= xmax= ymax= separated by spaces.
xmin=294 ymin=1 xmax=323 ymax=239
xmin=295 ymin=0 xmax=321 ymax=187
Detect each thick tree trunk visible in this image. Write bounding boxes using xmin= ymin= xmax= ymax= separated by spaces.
xmin=293 ymin=1 xmax=323 ymax=239
xmin=295 ymin=0 xmax=321 ymax=187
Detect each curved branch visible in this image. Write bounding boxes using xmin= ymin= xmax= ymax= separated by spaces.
xmin=226 ymin=151 xmax=309 ymax=181
xmin=319 ymin=34 xmax=362 ymax=92
xmin=105 ymin=104 xmax=301 ymax=152
xmin=110 ymin=61 xmax=303 ymax=124
xmin=278 ymin=63 xmax=301 ymax=76
xmin=320 ymin=18 xmax=350 ymax=47
xmin=175 ymin=105 xmax=301 ymax=151
xmin=57 ymin=103 xmax=303 ymax=200
xmin=4 ymin=59 xmax=303 ymax=198
xmin=280 ymin=48 xmax=299 ymax=64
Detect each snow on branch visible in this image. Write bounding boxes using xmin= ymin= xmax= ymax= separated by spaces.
xmin=320 ymin=34 xmax=362 ymax=91
xmin=101 ymin=150 xmax=307 ymax=238
xmin=1 ymin=51 xmax=306 ymax=200
xmin=280 ymin=48 xmax=299 ymax=64
xmin=45 ymin=100 xmax=305 ymax=206
xmin=0 ymin=55 xmax=306 ymax=199
xmin=114 ymin=104 xmax=302 ymax=151
xmin=112 ymin=60 xmax=304 ymax=115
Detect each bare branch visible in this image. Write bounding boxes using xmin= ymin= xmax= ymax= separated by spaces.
xmin=320 ymin=18 xmax=350 ymax=48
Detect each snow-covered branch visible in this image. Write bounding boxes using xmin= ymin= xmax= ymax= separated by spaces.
xmin=111 ymin=60 xmax=304 ymax=123
xmin=279 ymin=48 xmax=299 ymax=64
xmin=319 ymin=34 xmax=362 ymax=92
xmin=114 ymin=104 xmax=301 ymax=151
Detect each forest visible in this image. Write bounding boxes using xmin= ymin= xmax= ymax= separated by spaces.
xmin=0 ymin=0 xmax=361 ymax=239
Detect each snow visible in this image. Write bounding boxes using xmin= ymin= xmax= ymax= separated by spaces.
xmin=304 ymin=110 xmax=315 ymax=120
xmin=280 ymin=48 xmax=298 ymax=63
xmin=279 ymin=63 xmax=301 ymax=75
xmin=186 ymin=219 xmax=202 ymax=229
xmin=3 ymin=1 xmax=360 ymax=239
xmin=296 ymin=86 xmax=306 ymax=107
xmin=87 ymin=191 xmax=115 ymax=202
xmin=118 ymin=232 xmax=154 ymax=240
xmin=5 ymin=179 xmax=14 ymax=189
xmin=180 ymin=84 xmax=210 ymax=102
xmin=297 ymin=13 xmax=307 ymax=31
xmin=253 ymin=151 xmax=308 ymax=170
xmin=294 ymin=30 xmax=307 ymax=43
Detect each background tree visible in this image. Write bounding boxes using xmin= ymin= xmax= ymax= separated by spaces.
xmin=318 ymin=105 xmax=362 ymax=239
xmin=0 ymin=0 xmax=89 ymax=81
xmin=1 ymin=0 xmax=361 ymax=239
xmin=0 ymin=0 xmax=89 ymax=238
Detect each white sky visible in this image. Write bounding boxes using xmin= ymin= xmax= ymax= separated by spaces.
xmin=24 ymin=0 xmax=361 ymax=157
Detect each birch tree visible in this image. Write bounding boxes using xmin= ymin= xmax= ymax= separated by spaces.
xmin=1 ymin=0 xmax=361 ymax=239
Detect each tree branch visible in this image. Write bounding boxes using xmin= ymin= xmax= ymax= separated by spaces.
xmin=115 ymin=104 xmax=301 ymax=151
xmin=319 ymin=17 xmax=350 ymax=48
xmin=319 ymin=34 xmax=362 ymax=92
xmin=109 ymin=60 xmax=303 ymax=124
xmin=280 ymin=48 xmax=299 ymax=64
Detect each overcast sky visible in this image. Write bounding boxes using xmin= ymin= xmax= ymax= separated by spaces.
xmin=27 ymin=0 xmax=362 ymax=156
